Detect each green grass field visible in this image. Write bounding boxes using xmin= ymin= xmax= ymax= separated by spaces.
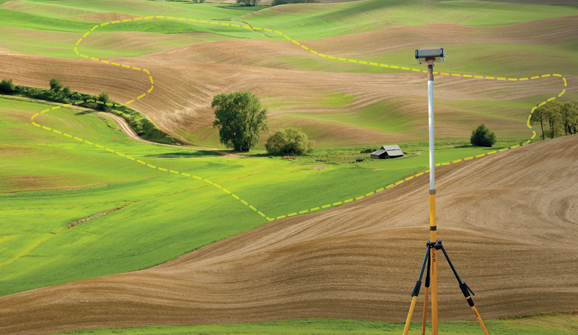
xmin=1 ymin=0 xmax=576 ymax=333
xmin=0 ymin=95 xmax=510 ymax=297
xmin=56 ymin=314 xmax=578 ymax=335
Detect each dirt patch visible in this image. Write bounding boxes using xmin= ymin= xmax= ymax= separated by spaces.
xmin=66 ymin=202 xmax=135 ymax=229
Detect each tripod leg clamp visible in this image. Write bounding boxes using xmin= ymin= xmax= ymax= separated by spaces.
xmin=460 ymin=282 xmax=475 ymax=307
xmin=412 ymin=280 xmax=422 ymax=297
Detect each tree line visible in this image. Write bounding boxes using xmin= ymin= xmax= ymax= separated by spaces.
xmin=0 ymin=78 xmax=176 ymax=144
xmin=530 ymin=100 xmax=578 ymax=140
xmin=236 ymin=0 xmax=318 ymax=6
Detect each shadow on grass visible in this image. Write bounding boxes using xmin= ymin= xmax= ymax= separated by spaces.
xmin=146 ymin=151 xmax=222 ymax=158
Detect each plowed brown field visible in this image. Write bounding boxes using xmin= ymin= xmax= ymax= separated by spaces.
xmin=1 ymin=15 xmax=576 ymax=146
xmin=1 ymin=135 xmax=577 ymax=335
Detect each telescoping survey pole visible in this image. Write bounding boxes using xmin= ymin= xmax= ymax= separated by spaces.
xmin=402 ymin=48 xmax=444 ymax=335
xmin=403 ymin=48 xmax=490 ymax=335
xmin=426 ymin=51 xmax=439 ymax=335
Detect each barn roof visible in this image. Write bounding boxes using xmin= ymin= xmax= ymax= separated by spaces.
xmin=381 ymin=145 xmax=401 ymax=151
xmin=386 ymin=149 xmax=404 ymax=157
xmin=371 ymin=145 xmax=403 ymax=156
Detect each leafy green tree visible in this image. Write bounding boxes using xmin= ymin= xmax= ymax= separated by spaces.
xmin=212 ymin=91 xmax=268 ymax=152
xmin=470 ymin=124 xmax=496 ymax=147
xmin=0 ymin=78 xmax=16 ymax=93
xmin=97 ymin=92 xmax=112 ymax=112
xmin=266 ymin=128 xmax=314 ymax=155
xmin=49 ymin=78 xmax=63 ymax=92
xmin=544 ymin=101 xmax=563 ymax=138
xmin=530 ymin=104 xmax=548 ymax=140
xmin=236 ymin=0 xmax=260 ymax=6
xmin=560 ymin=101 xmax=578 ymax=135
xmin=62 ymin=86 xmax=72 ymax=97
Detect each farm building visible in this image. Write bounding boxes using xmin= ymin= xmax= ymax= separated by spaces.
xmin=371 ymin=145 xmax=404 ymax=159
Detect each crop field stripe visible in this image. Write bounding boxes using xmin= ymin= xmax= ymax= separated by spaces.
xmin=27 ymin=15 xmax=569 ymax=224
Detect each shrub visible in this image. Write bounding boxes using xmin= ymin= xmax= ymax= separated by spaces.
xmin=0 ymin=78 xmax=16 ymax=93
xmin=62 ymin=86 xmax=72 ymax=97
xmin=272 ymin=0 xmax=318 ymax=5
xmin=97 ymin=92 xmax=112 ymax=112
xmin=266 ymin=128 xmax=314 ymax=155
xmin=236 ymin=0 xmax=260 ymax=6
xmin=49 ymin=78 xmax=63 ymax=92
xmin=470 ymin=124 xmax=496 ymax=147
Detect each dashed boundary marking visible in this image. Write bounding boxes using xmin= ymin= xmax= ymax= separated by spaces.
xmin=30 ymin=103 xmax=265 ymax=221
xmin=31 ymin=16 xmax=568 ymax=223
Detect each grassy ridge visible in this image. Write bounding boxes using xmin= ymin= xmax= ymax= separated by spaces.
xmin=0 ymin=84 xmax=177 ymax=144
xmin=56 ymin=314 xmax=578 ymax=335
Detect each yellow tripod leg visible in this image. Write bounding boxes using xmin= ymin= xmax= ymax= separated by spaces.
xmin=471 ymin=305 xmax=490 ymax=335
xmin=421 ymin=286 xmax=429 ymax=335
xmin=403 ymin=296 xmax=418 ymax=335
xmin=403 ymin=246 xmax=430 ymax=335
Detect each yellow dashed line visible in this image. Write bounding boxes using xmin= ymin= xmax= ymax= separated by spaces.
xmin=32 ymin=15 xmax=563 ymax=223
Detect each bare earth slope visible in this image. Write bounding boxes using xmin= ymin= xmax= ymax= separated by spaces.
xmin=1 ymin=16 xmax=577 ymax=146
xmin=1 ymin=135 xmax=577 ymax=335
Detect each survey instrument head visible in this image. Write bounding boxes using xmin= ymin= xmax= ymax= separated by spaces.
xmin=415 ymin=48 xmax=445 ymax=65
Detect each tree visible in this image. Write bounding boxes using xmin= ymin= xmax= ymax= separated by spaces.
xmin=62 ymin=86 xmax=72 ymax=97
xmin=560 ymin=101 xmax=578 ymax=135
xmin=212 ymin=91 xmax=268 ymax=152
xmin=470 ymin=124 xmax=496 ymax=147
xmin=0 ymin=78 xmax=16 ymax=93
xmin=236 ymin=0 xmax=260 ymax=6
xmin=97 ymin=92 xmax=112 ymax=112
xmin=266 ymin=128 xmax=314 ymax=155
xmin=49 ymin=78 xmax=63 ymax=92
xmin=530 ymin=104 xmax=548 ymax=140
xmin=544 ymin=101 xmax=562 ymax=139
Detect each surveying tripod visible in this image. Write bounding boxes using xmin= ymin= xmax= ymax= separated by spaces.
xmin=402 ymin=240 xmax=490 ymax=335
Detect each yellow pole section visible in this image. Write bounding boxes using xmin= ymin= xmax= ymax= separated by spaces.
xmin=471 ymin=306 xmax=490 ymax=335
xmin=403 ymin=296 xmax=419 ymax=335
xmin=421 ymin=287 xmax=429 ymax=335
xmin=429 ymin=193 xmax=438 ymax=335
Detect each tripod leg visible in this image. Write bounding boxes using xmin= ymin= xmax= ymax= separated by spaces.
xmin=403 ymin=246 xmax=430 ymax=335
xmin=421 ymin=253 xmax=431 ymax=335
xmin=437 ymin=243 xmax=490 ymax=335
